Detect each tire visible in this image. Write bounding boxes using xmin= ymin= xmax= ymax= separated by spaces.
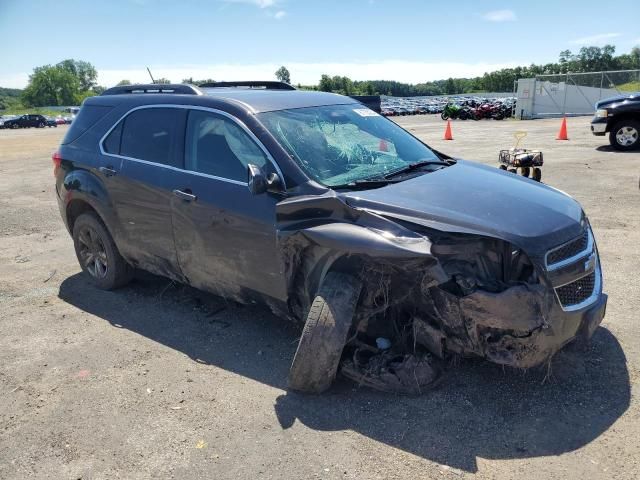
xmin=532 ymin=168 xmax=542 ymax=182
xmin=441 ymin=112 xmax=449 ymax=120
xmin=288 ymin=272 xmax=362 ymax=393
xmin=520 ymin=167 xmax=530 ymax=177
xmin=499 ymin=165 xmax=507 ymax=170
xmin=609 ymin=120 xmax=640 ymax=151
xmin=72 ymin=212 xmax=133 ymax=290
xmin=508 ymin=168 xmax=517 ymax=174
xmin=38 ymin=122 xmax=45 ymax=128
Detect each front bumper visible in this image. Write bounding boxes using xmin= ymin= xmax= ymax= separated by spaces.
xmin=591 ymin=118 xmax=608 ymax=136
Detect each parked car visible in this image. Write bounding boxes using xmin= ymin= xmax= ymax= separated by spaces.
xmin=45 ymin=117 xmax=58 ymax=128
xmin=55 ymin=82 xmax=606 ymax=393
xmin=3 ymin=114 xmax=48 ymax=129
xmin=591 ymin=92 xmax=640 ymax=150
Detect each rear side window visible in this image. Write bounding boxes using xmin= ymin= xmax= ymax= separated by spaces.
xmin=61 ymin=104 xmax=113 ymax=144
xmin=103 ymin=121 xmax=122 ymax=154
xmin=119 ymin=108 xmax=184 ymax=168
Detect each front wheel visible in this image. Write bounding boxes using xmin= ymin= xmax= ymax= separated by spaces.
xmin=441 ymin=112 xmax=449 ymax=120
xmin=288 ymin=272 xmax=362 ymax=393
xmin=609 ymin=120 xmax=640 ymax=151
xmin=72 ymin=212 xmax=133 ymax=290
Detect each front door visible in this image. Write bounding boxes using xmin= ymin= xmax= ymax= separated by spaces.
xmin=170 ymin=109 xmax=286 ymax=301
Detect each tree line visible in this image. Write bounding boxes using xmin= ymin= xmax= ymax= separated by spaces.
xmin=6 ymin=44 xmax=640 ymax=109
xmin=312 ymin=45 xmax=640 ymax=96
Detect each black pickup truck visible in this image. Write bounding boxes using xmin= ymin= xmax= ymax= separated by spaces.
xmin=591 ymin=92 xmax=640 ymax=150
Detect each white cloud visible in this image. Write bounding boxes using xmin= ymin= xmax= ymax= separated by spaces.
xmin=220 ymin=0 xmax=278 ymax=8
xmin=482 ymin=10 xmax=516 ymax=22
xmin=569 ymin=33 xmax=621 ymax=45
xmin=273 ymin=10 xmax=286 ymax=19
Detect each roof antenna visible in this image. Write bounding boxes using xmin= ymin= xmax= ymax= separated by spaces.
xmin=146 ymin=67 xmax=156 ymax=84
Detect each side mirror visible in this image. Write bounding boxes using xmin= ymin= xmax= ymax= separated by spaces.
xmin=248 ymin=164 xmax=284 ymax=195
xmin=247 ymin=164 xmax=268 ymax=195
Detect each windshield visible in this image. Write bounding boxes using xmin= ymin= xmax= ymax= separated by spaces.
xmin=258 ymin=104 xmax=442 ymax=187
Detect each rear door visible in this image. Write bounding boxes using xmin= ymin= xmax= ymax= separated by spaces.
xmin=100 ymin=106 xmax=186 ymax=279
xmin=170 ymin=108 xmax=286 ymax=301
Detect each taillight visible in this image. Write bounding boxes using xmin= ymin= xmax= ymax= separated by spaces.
xmin=52 ymin=151 xmax=62 ymax=176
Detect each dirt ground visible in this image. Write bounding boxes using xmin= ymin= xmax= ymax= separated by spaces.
xmin=1 ymin=116 xmax=639 ymax=479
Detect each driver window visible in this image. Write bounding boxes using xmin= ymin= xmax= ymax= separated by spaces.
xmin=185 ymin=110 xmax=268 ymax=182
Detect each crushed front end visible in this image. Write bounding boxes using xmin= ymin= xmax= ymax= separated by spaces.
xmin=277 ymin=190 xmax=607 ymax=371
xmin=380 ymin=223 xmax=607 ymax=368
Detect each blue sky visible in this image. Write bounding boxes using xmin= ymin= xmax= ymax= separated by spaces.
xmin=1 ymin=0 xmax=639 ymax=88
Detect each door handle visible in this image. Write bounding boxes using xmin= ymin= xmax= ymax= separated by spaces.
xmin=173 ymin=189 xmax=197 ymax=202
xmin=99 ymin=166 xmax=117 ymax=177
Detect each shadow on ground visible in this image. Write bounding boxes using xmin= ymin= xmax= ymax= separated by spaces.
xmin=595 ymin=145 xmax=640 ymax=154
xmin=59 ymin=272 xmax=630 ymax=473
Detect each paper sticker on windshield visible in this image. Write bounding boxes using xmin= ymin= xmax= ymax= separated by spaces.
xmin=353 ymin=108 xmax=380 ymax=117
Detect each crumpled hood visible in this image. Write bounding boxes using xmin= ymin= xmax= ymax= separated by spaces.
xmin=342 ymin=160 xmax=585 ymax=254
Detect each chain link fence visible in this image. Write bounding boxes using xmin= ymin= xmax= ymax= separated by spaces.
xmin=516 ymin=70 xmax=640 ymax=118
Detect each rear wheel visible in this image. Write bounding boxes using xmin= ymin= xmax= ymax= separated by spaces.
xmin=72 ymin=212 xmax=133 ymax=290
xmin=609 ymin=120 xmax=640 ymax=151
xmin=532 ymin=168 xmax=542 ymax=182
xmin=38 ymin=122 xmax=45 ymax=128
xmin=288 ymin=272 xmax=362 ymax=393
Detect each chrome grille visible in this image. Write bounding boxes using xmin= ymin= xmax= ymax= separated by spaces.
xmin=555 ymin=271 xmax=596 ymax=309
xmin=547 ymin=230 xmax=589 ymax=267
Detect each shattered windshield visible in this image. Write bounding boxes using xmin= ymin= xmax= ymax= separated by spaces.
xmin=258 ymin=104 xmax=443 ymax=187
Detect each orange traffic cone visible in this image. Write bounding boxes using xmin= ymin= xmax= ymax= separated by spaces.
xmin=444 ymin=120 xmax=453 ymax=140
xmin=556 ymin=117 xmax=568 ymax=140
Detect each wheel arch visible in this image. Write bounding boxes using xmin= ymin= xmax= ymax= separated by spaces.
xmin=62 ymin=169 xmax=123 ymax=245
xmin=608 ymin=113 xmax=640 ymax=131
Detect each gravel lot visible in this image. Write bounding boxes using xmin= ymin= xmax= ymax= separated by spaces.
xmin=1 ymin=116 xmax=639 ymax=479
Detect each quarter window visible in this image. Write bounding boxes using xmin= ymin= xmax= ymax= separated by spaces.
xmin=119 ymin=108 xmax=184 ymax=167
xmin=185 ymin=110 xmax=268 ymax=182
xmin=103 ymin=121 xmax=122 ymax=154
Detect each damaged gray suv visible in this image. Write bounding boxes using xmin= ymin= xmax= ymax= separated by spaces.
xmin=55 ymin=82 xmax=607 ymax=393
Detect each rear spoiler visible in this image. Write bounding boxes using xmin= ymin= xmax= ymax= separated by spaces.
xmin=350 ymin=95 xmax=381 ymax=113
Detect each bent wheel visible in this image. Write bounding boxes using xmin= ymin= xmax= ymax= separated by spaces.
xmin=288 ymin=272 xmax=362 ymax=393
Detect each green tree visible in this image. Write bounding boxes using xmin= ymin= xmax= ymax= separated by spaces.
xmin=22 ymin=65 xmax=80 ymax=106
xmin=275 ymin=66 xmax=291 ymax=84
xmin=154 ymin=78 xmax=172 ymax=84
xmin=116 ymin=79 xmax=132 ymax=86
xmin=318 ymin=74 xmax=332 ymax=92
xmin=57 ymin=59 xmax=97 ymax=91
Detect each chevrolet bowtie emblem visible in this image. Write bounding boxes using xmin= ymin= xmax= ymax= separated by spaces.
xmin=584 ymin=253 xmax=596 ymax=272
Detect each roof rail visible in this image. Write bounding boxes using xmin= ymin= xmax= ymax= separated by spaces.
xmin=199 ymin=81 xmax=296 ymax=90
xmin=101 ymin=84 xmax=202 ymax=96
